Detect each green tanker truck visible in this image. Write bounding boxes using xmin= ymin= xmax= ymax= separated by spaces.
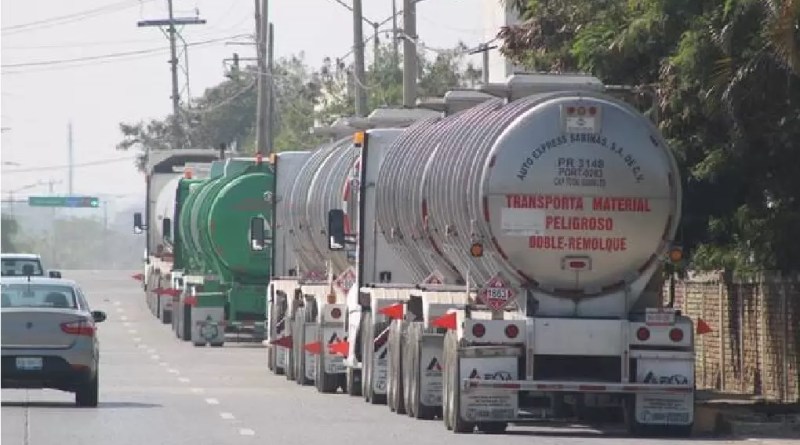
xmin=171 ymin=155 xmax=274 ymax=347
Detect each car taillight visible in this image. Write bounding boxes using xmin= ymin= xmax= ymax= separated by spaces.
xmin=504 ymin=324 xmax=519 ymax=339
xmin=61 ymin=321 xmax=94 ymax=337
xmin=471 ymin=323 xmax=486 ymax=338
xmin=330 ymin=308 xmax=342 ymax=319
xmin=636 ymin=327 xmax=650 ymax=341
xmin=669 ymin=328 xmax=684 ymax=342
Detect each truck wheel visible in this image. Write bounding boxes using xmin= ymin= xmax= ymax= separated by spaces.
xmin=180 ymin=304 xmax=192 ymax=341
xmin=361 ymin=312 xmax=374 ymax=402
xmin=346 ymin=367 xmax=362 ymax=396
xmin=444 ymin=331 xmax=473 ymax=433
xmin=387 ymin=320 xmax=405 ymax=413
xmin=402 ymin=325 xmax=416 ymax=417
xmin=294 ymin=308 xmax=310 ymax=385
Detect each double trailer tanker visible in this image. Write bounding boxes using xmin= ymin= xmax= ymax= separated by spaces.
xmin=172 ymin=155 xmax=275 ymax=347
xmin=268 ymin=73 xmax=694 ymax=436
xmin=134 ymin=150 xmax=217 ymax=325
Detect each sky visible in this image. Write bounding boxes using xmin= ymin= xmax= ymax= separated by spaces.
xmin=1 ymin=0 xmax=509 ymax=216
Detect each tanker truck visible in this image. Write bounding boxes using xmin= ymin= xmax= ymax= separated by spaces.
xmin=173 ymin=155 xmax=274 ymax=347
xmin=265 ymin=108 xmax=443 ymax=391
xmin=133 ymin=150 xmax=217 ymax=324
xmin=323 ymin=74 xmax=694 ymax=436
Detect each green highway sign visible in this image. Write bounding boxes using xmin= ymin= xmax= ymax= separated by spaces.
xmin=28 ymin=196 xmax=100 ymax=208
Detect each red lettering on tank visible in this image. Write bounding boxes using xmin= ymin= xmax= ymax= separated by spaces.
xmin=506 ymin=194 xmax=584 ymax=210
xmin=591 ymin=197 xmax=651 ymax=212
xmin=530 ymin=235 xmax=627 ymax=252
xmin=545 ymin=215 xmax=613 ymax=231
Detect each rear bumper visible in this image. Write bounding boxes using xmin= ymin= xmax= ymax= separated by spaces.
xmin=1 ymin=354 xmax=95 ymax=391
xmin=463 ymin=379 xmax=694 ymax=394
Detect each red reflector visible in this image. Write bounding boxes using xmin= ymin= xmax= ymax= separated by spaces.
xmin=184 ymin=296 xmax=197 ymax=306
xmin=568 ymin=260 xmax=586 ymax=269
xmin=669 ymin=327 xmax=684 ymax=342
xmin=331 ymin=308 xmax=342 ymax=319
xmin=61 ymin=321 xmax=94 ymax=337
xmin=498 ymin=383 xmax=521 ymax=389
xmin=588 ymin=106 xmax=597 ymax=116
xmin=472 ymin=323 xmax=486 ymax=338
xmin=504 ymin=324 xmax=519 ymax=339
xmin=567 ymin=106 xmax=575 ymax=114
xmin=636 ymin=327 xmax=650 ymax=341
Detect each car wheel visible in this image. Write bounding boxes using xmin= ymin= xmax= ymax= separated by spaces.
xmin=76 ymin=370 xmax=99 ymax=407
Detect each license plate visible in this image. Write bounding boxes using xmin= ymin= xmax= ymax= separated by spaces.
xmin=16 ymin=357 xmax=43 ymax=371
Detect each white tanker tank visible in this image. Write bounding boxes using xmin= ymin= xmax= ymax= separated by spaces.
xmin=375 ymin=90 xmax=681 ymax=318
xmin=286 ymin=137 xmax=355 ymax=277
xmin=153 ymin=176 xmax=181 ymax=250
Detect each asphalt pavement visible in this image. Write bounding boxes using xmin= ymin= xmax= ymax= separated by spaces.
xmin=1 ymin=270 xmax=794 ymax=445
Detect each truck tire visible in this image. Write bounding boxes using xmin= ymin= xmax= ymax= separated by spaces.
xmin=346 ymin=367 xmax=362 ymax=396
xmin=443 ymin=331 xmax=473 ymax=433
xmin=387 ymin=320 xmax=405 ymax=414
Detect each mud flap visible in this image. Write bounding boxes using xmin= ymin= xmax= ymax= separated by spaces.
xmin=191 ymin=307 xmax=226 ymax=345
xmin=372 ymin=325 xmax=390 ymax=396
xmin=459 ymin=356 xmax=519 ymax=422
xmin=322 ymin=325 xmax=347 ymax=374
xmin=419 ymin=333 xmax=445 ymax=407
xmin=635 ymin=358 xmax=694 ymax=426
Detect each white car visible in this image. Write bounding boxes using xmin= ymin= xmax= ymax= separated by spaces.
xmin=1 ymin=253 xmax=61 ymax=278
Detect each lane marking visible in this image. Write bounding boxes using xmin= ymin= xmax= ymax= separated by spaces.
xmin=239 ymin=429 xmax=255 ymax=436
xmin=122 ymin=322 xmax=131 ymax=327
xmin=147 ymin=348 xmax=156 ymax=354
xmin=120 ymin=315 xmax=128 ymax=321
xmin=220 ymin=412 xmax=235 ymax=420
xmin=133 ymin=337 xmax=142 ymax=342
xmin=137 ymin=344 xmax=146 ymax=349
xmin=190 ymin=387 xmax=204 ymax=393
xmin=167 ymin=368 xmax=179 ymax=374
xmin=158 ymin=362 xmax=168 ymax=367
xmin=114 ymin=301 xmax=121 ymax=306
xmin=205 ymin=398 xmax=219 ymax=405
xmin=128 ymin=329 xmax=137 ymax=334
xmin=151 ymin=355 xmax=160 ymax=360
xmin=178 ymin=377 xmax=190 ymax=383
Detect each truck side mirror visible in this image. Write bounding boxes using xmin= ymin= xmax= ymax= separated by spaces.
xmin=48 ymin=270 xmax=62 ymax=278
xmin=328 ymin=209 xmax=346 ymax=251
xmin=133 ymin=212 xmax=144 ymax=234
xmin=250 ymin=217 xmax=266 ymax=251
xmin=22 ymin=264 xmax=34 ymax=276
xmin=162 ymin=217 xmax=171 ymax=240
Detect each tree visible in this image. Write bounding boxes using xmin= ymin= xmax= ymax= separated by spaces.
xmin=497 ymin=0 xmax=800 ymax=273
xmin=1 ymin=214 xmax=28 ymax=253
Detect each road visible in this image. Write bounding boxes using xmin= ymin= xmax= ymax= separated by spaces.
xmin=1 ymin=270 xmax=793 ymax=445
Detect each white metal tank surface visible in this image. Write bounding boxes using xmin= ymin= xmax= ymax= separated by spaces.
xmin=153 ymin=175 xmax=181 ymax=248
xmin=376 ymin=91 xmax=681 ymax=317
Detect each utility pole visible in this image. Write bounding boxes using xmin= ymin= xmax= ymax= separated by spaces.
xmin=352 ymin=0 xmax=367 ymax=116
xmin=402 ymin=0 xmax=417 ymax=107
xmin=255 ymin=0 xmax=269 ymax=155
xmin=137 ymin=0 xmax=205 ymax=148
xmin=67 ymin=121 xmax=74 ymax=195
xmin=392 ymin=0 xmax=399 ymax=69
xmin=373 ymin=23 xmax=380 ymax=69
xmin=267 ymin=22 xmax=275 ymax=155
xmin=468 ymin=42 xmax=498 ymax=85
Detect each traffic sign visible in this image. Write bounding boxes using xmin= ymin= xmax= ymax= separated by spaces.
xmin=334 ymin=267 xmax=356 ymax=294
xmin=28 ymin=196 xmax=100 ymax=208
xmin=478 ymin=272 xmax=517 ymax=311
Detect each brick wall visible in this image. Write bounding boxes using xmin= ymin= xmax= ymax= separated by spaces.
xmin=664 ymin=271 xmax=799 ymax=403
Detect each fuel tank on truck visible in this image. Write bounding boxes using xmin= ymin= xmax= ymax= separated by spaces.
xmin=153 ymin=176 xmax=181 ymax=250
xmin=182 ymin=161 xmax=226 ymax=273
xmin=286 ymin=138 xmax=351 ymax=277
xmin=377 ymin=90 xmax=681 ymax=318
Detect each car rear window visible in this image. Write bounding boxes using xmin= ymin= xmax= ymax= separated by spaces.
xmin=1 ymin=259 xmax=44 ymax=276
xmin=0 ymin=284 xmax=77 ymax=309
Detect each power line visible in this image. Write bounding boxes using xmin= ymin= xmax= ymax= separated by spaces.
xmin=2 ymin=0 xmax=156 ymax=35
xmin=1 ymin=156 xmax=138 ymax=174
xmin=1 ymin=35 xmax=245 ymax=70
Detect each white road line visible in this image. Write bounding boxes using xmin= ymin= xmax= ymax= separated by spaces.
xmin=147 ymin=348 xmax=155 ymax=354
xmin=122 ymin=322 xmax=131 ymax=327
xmin=178 ymin=377 xmax=190 ymax=383
xmin=167 ymin=368 xmax=179 ymax=374
xmin=114 ymin=301 xmax=121 ymax=306
xmin=133 ymin=337 xmax=142 ymax=342
xmin=239 ymin=429 xmax=255 ymax=436
xmin=205 ymin=398 xmax=219 ymax=405
xmin=120 ymin=316 xmax=128 ymax=321
xmin=158 ymin=362 xmax=168 ymax=367
xmin=128 ymin=329 xmax=137 ymax=334
xmin=190 ymin=387 xmax=204 ymax=393
xmin=219 ymin=412 xmax=235 ymax=420
xmin=137 ymin=344 xmax=146 ymax=349
xmin=151 ymin=355 xmax=160 ymax=360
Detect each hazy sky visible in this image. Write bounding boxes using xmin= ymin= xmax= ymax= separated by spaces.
xmin=1 ymin=0 xmax=503 ymax=212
